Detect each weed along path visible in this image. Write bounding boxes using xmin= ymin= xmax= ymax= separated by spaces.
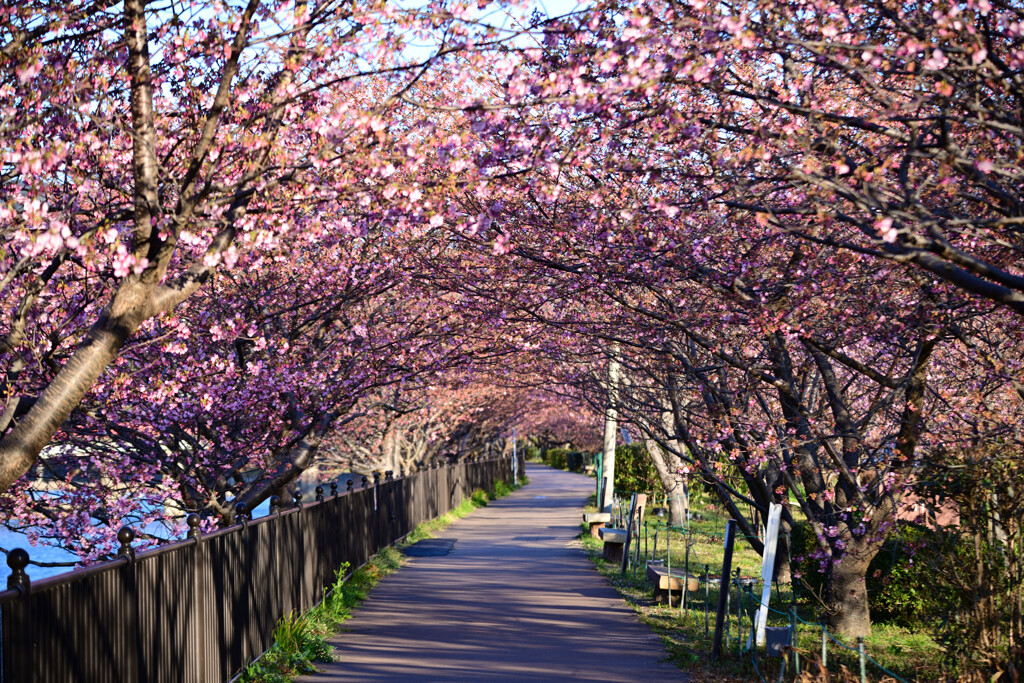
xmin=296 ymin=462 xmax=686 ymax=682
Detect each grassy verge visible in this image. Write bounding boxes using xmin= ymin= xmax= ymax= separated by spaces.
xmin=578 ymin=522 xmax=942 ymax=682
xmin=239 ymin=474 xmax=527 ymax=683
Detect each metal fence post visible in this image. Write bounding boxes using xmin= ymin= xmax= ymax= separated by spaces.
xmin=6 ymin=548 xmax=32 ymax=680
xmin=790 ymin=607 xmax=800 ymax=674
xmin=736 ymin=568 xmax=742 ymax=659
xmin=117 ymin=526 xmax=136 ymax=561
xmin=187 ymin=514 xmax=206 ymax=682
xmin=858 ymin=636 xmax=867 ymax=683
xmin=704 ymin=564 xmax=710 ymax=636
xmin=711 ymin=519 xmax=738 ymax=662
xmin=116 ymin=526 xmax=140 ymax=680
xmin=683 ymin=529 xmax=690 ymax=616
xmin=187 ymin=512 xmax=203 ymax=540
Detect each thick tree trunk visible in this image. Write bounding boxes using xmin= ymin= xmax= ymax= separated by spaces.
xmin=825 ymin=555 xmax=873 ymax=637
xmin=773 ymin=531 xmax=792 ymax=583
xmin=643 ymin=436 xmax=687 ymax=526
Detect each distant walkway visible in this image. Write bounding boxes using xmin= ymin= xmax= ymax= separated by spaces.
xmin=297 ymin=462 xmax=685 ymax=682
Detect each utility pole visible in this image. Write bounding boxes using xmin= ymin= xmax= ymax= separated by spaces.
xmin=512 ymin=426 xmax=518 ymax=482
xmin=601 ymin=344 xmax=620 ymax=514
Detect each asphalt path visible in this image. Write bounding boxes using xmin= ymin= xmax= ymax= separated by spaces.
xmin=296 ymin=462 xmax=687 ymax=682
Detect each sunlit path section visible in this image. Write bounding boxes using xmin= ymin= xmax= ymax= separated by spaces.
xmin=297 ymin=462 xmax=685 ymax=682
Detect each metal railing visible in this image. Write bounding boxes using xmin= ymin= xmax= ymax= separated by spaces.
xmin=0 ymin=455 xmax=522 ymax=682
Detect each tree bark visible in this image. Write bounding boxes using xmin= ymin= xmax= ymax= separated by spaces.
xmin=642 ymin=436 xmax=686 ymax=526
xmin=825 ymin=553 xmax=873 ymax=637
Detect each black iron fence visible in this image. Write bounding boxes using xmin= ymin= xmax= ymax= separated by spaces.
xmin=0 ymin=455 xmax=521 ymax=682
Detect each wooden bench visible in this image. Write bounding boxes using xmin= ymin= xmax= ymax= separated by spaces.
xmin=646 ymin=562 xmax=700 ymax=604
xmin=582 ymin=512 xmax=611 ymax=538
xmin=598 ymin=527 xmax=627 ymax=563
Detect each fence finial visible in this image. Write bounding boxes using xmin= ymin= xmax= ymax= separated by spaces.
xmin=186 ymin=513 xmax=202 ymax=540
xmin=346 ymin=479 xmax=354 ymax=492
xmin=269 ymin=495 xmax=282 ymax=515
xmin=293 ymin=488 xmax=303 ymax=508
xmin=373 ymin=472 xmax=381 ymax=486
xmin=6 ymin=548 xmax=30 ymax=593
xmin=361 ymin=475 xmax=368 ymax=489
xmin=330 ymin=482 xmax=338 ymax=497
xmin=117 ymin=527 xmax=136 ymax=562
xmin=385 ymin=470 xmax=393 ymax=481
xmin=234 ymin=502 xmax=248 ymax=525
xmin=315 ymin=485 xmax=324 ymax=503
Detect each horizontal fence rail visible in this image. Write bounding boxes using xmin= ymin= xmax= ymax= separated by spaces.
xmin=0 ymin=455 xmax=522 ymax=683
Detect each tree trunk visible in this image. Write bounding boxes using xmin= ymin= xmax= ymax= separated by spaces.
xmin=825 ymin=555 xmax=873 ymax=637
xmin=643 ymin=436 xmax=687 ymax=526
xmin=773 ymin=531 xmax=791 ymax=583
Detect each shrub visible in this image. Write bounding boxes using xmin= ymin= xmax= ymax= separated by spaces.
xmin=789 ymin=521 xmax=952 ymax=626
xmin=544 ymin=448 xmax=571 ymax=470
xmin=613 ymin=443 xmax=662 ymax=495
xmin=915 ymin=447 xmax=1024 ymax=672
xmin=870 ymin=525 xmax=958 ymax=626
xmin=566 ymin=451 xmax=585 ymax=471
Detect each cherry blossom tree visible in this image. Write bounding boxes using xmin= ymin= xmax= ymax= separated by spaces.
xmin=325 ymin=380 xmax=533 ymax=475
xmin=402 ymin=0 xmax=1024 ymax=636
xmin=0 ymin=0 xmax=546 ymax=491
xmin=0 ymin=225 xmax=494 ymax=558
xmin=3 ymin=0 xmax=1023 ymax=648
xmin=390 ymin=3 xmax=1024 ymax=633
xmin=477 ymin=0 xmax=1024 ymax=311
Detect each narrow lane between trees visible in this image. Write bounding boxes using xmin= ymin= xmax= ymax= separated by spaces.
xmin=296 ymin=462 xmax=687 ymax=682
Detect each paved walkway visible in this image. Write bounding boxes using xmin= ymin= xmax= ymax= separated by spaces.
xmin=297 ymin=462 xmax=686 ymax=682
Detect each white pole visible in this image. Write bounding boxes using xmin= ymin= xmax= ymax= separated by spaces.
xmin=601 ymin=344 xmax=621 ymax=514
xmin=755 ymin=502 xmax=783 ymax=646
